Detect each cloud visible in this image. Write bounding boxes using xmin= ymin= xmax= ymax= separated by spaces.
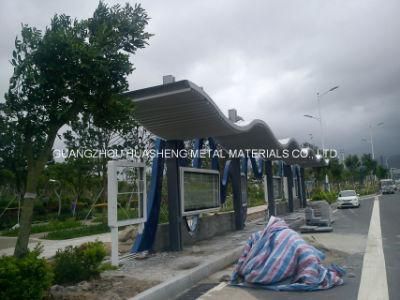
xmin=1 ymin=0 xmax=399 ymax=159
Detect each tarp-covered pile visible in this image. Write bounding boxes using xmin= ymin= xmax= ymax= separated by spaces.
xmin=231 ymin=216 xmax=345 ymax=291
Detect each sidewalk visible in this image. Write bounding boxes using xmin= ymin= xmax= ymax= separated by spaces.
xmin=0 ymin=233 xmax=111 ymax=257
xmin=0 ymin=208 xmax=305 ymax=300
xmin=0 ymin=205 xmax=297 ymax=259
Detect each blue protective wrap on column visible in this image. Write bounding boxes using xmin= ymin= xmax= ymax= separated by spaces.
xmin=220 ymin=158 xmax=246 ymax=228
xmin=221 ymin=160 xmax=232 ymax=204
xmin=295 ymin=165 xmax=303 ymax=207
xmin=132 ymin=139 xmax=165 ymax=253
xmin=177 ymin=140 xmax=188 ymax=167
xmin=192 ymin=139 xmax=204 ymax=168
xmin=241 ymin=157 xmax=248 ymax=175
xmin=250 ymin=156 xmax=264 ymax=179
xmin=278 ymin=160 xmax=284 ymax=177
xmin=208 ymin=138 xmax=220 ymax=170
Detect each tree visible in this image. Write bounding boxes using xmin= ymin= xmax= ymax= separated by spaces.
xmin=63 ymin=112 xmax=152 ymax=206
xmin=344 ymin=155 xmax=360 ymax=183
xmin=2 ymin=2 xmax=152 ymax=257
xmin=43 ymin=160 xmax=99 ymax=217
xmin=361 ymin=153 xmax=378 ymax=175
xmin=328 ymin=158 xmax=344 ymax=189
xmin=376 ymin=165 xmax=389 ymax=179
xmin=0 ymin=115 xmax=27 ymax=197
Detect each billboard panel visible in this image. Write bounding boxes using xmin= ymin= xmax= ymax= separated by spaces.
xmin=180 ymin=167 xmax=220 ymax=216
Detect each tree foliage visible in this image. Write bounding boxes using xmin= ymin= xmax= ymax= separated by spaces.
xmin=328 ymin=158 xmax=344 ymax=182
xmin=375 ymin=165 xmax=389 ymax=179
xmin=360 ymin=153 xmax=378 ymax=175
xmin=344 ymin=154 xmax=360 ymax=182
xmin=1 ymin=1 xmax=152 ymax=257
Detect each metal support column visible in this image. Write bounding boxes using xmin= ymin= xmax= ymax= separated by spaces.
xmin=231 ymin=158 xmax=245 ymax=230
xmin=265 ymin=160 xmax=275 ymax=216
xmin=166 ymin=140 xmax=183 ymax=251
xmin=295 ymin=166 xmax=303 ymax=208
xmin=284 ymin=164 xmax=294 ymax=213
xmin=300 ymin=167 xmax=307 ymax=207
xmin=132 ymin=139 xmax=165 ymax=253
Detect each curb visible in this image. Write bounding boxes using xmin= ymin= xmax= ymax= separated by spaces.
xmin=130 ymin=217 xmax=304 ymax=300
xmin=288 ymin=218 xmax=305 ymax=231
xmin=130 ymin=247 xmax=243 ymax=300
xmin=330 ymin=193 xmax=376 ymax=209
xmin=359 ymin=193 xmax=377 ymax=199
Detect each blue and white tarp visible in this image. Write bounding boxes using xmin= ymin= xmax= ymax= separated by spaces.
xmin=231 ymin=216 xmax=345 ymax=291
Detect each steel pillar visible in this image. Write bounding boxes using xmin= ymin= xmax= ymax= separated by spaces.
xmin=231 ymin=158 xmax=246 ymax=230
xmin=300 ymin=167 xmax=307 ymax=207
xmin=265 ymin=160 xmax=275 ymax=216
xmin=166 ymin=140 xmax=183 ymax=251
xmin=284 ymin=163 xmax=294 ymax=213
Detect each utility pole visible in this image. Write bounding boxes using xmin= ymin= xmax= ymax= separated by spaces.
xmin=304 ymin=85 xmax=339 ymax=154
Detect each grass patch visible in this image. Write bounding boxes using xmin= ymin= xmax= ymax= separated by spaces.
xmin=1 ymin=219 xmax=82 ymax=236
xmin=311 ymin=190 xmax=337 ymax=204
xmin=98 ymin=262 xmax=118 ymax=272
xmin=358 ymin=185 xmax=378 ymax=196
xmin=44 ymin=223 xmax=109 ymax=240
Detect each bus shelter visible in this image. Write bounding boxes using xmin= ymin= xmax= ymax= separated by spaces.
xmin=123 ymin=76 xmax=325 ymax=253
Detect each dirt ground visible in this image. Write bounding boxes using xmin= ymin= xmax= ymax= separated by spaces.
xmin=48 ymin=273 xmax=160 ymax=300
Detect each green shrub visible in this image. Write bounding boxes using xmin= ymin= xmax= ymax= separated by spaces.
xmin=45 ymin=223 xmax=109 ymax=240
xmin=311 ymin=190 xmax=337 ymax=204
xmin=2 ymin=219 xmax=82 ymax=237
xmin=248 ymin=182 xmax=265 ymax=207
xmin=358 ymin=185 xmax=378 ymax=196
xmin=52 ymin=241 xmax=106 ymax=285
xmin=0 ymin=248 xmax=53 ymax=300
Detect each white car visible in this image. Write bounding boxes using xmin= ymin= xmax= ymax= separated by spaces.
xmin=337 ymin=190 xmax=360 ymax=208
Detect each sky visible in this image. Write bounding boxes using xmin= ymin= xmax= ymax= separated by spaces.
xmin=0 ymin=0 xmax=399 ymax=162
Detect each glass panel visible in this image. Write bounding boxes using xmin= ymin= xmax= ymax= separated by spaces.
xmin=183 ymin=171 xmax=220 ymax=213
xmin=115 ymin=166 xmax=144 ymax=222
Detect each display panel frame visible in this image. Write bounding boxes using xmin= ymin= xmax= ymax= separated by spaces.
xmin=107 ymin=160 xmax=147 ymax=227
xmin=179 ymin=167 xmax=221 ymax=216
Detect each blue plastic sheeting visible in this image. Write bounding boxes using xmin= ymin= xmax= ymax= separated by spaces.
xmin=250 ymin=157 xmax=263 ymax=179
xmin=132 ymin=139 xmax=165 ymax=253
xmin=231 ymin=217 xmax=345 ymax=291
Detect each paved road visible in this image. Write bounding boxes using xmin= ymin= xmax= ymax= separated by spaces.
xmin=380 ymin=193 xmax=400 ymax=300
xmin=178 ymin=195 xmax=400 ymax=300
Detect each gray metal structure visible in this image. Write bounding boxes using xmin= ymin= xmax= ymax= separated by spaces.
xmin=125 ymin=80 xmax=324 ymax=168
xmin=125 ymin=78 xmax=325 ymax=252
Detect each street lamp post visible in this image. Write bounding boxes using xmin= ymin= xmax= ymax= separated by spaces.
xmin=304 ymin=114 xmax=322 ymax=150
xmin=339 ymin=149 xmax=345 ymax=164
xmin=369 ymin=122 xmax=384 ymax=160
xmin=304 ymin=85 xmax=338 ymax=193
xmin=304 ymin=85 xmax=339 ymax=153
xmin=317 ymin=86 xmax=339 ymax=151
xmin=362 ymin=122 xmax=383 ymax=159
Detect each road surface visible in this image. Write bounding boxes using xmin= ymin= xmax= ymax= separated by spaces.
xmin=179 ymin=194 xmax=399 ymax=300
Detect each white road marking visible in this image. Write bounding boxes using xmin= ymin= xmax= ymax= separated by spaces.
xmin=333 ymin=209 xmax=338 ymax=213
xmin=357 ymin=196 xmax=389 ymax=300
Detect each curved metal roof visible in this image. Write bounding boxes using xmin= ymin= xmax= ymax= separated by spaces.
xmin=125 ymin=80 xmax=324 ymax=167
